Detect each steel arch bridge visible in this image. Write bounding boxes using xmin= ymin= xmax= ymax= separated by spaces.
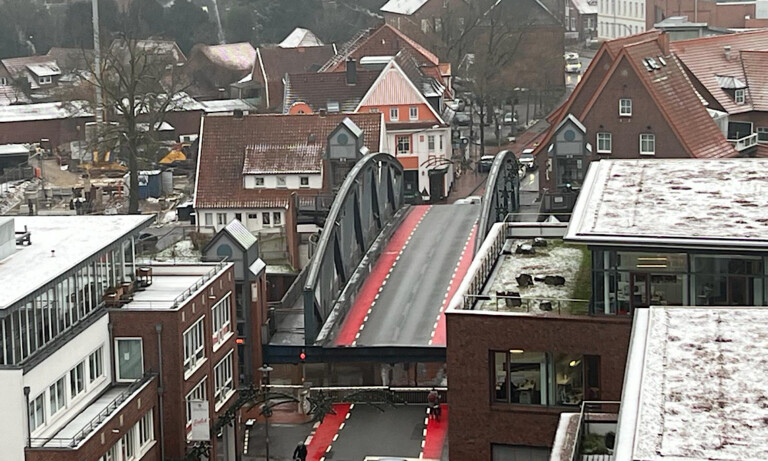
xmin=475 ymin=150 xmax=520 ymax=254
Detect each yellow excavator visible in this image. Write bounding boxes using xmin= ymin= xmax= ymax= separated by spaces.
xmin=81 ymin=150 xmax=128 ymax=178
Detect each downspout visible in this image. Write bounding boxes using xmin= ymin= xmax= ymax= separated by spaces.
xmin=156 ymin=324 xmax=166 ymax=461
xmin=23 ymin=386 xmax=31 ymax=448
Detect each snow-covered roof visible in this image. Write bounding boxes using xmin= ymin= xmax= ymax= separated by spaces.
xmin=0 ymin=143 xmax=31 ymax=156
xmin=26 ymin=63 xmax=61 ymax=77
xmin=715 ymin=74 xmax=747 ymax=89
xmin=279 ymin=27 xmax=325 ymax=48
xmin=380 ymin=0 xmax=429 ymax=15
xmin=0 ymin=215 xmax=153 ymax=310
xmin=121 ymin=264 xmax=230 ymax=310
xmin=567 ymin=159 xmax=768 ymax=250
xmin=571 ymin=0 xmax=597 ymax=15
xmin=0 ymin=100 xmax=92 ymax=123
xmin=199 ymin=99 xmax=254 ymax=113
xmin=616 ymin=306 xmax=768 ymax=461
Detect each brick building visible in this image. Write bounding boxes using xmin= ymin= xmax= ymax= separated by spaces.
xmin=648 ymin=0 xmax=768 ymax=30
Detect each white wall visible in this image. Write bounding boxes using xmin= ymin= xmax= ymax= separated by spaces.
xmin=23 ymin=314 xmax=112 ymax=441
xmin=243 ymin=173 xmax=322 ymax=190
xmin=385 ymin=127 xmax=454 ymax=199
xmin=0 ymin=368 xmax=25 ymax=461
xmin=598 ymin=0 xmax=646 ymax=38
xmin=201 ymin=208 xmax=288 ymax=233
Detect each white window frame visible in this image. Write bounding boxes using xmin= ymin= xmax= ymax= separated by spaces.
xmin=254 ymin=177 xmax=264 ymax=187
xmin=49 ymin=376 xmax=67 ymax=417
xmin=596 ymin=132 xmax=612 ymax=153
xmin=409 ymin=106 xmax=418 ymax=120
xmin=427 ymin=135 xmax=435 ymax=151
xmin=138 ymin=411 xmax=154 ymax=448
xmin=39 ymin=75 xmax=52 ymax=85
xmin=396 ymin=135 xmax=410 ymax=154
xmin=204 ymin=213 xmax=213 ymax=226
xmin=757 ymin=126 xmax=768 ymax=143
xmin=390 ymin=107 xmax=399 ymax=121
xmin=0 ymin=77 xmax=7 ymax=86
xmin=276 ymin=176 xmax=287 ymax=188
xmin=186 ymin=377 xmax=208 ymax=430
xmin=29 ymin=392 xmax=46 ymax=432
xmin=214 ymin=351 xmax=235 ymax=410
xmin=122 ymin=429 xmax=136 ymax=461
xmin=273 ymin=211 xmax=282 ymax=226
xmin=70 ymin=361 xmax=85 ymax=399
xmin=183 ymin=317 xmax=206 ymax=378
xmin=216 ymin=213 xmax=227 ymax=226
xmin=89 ymin=346 xmax=104 ymax=384
xmin=115 ymin=338 xmax=144 ymax=382
xmin=212 ymin=292 xmax=232 ymax=351
xmin=421 ymin=18 xmax=430 ymax=33
xmin=262 ymin=212 xmax=271 ymax=226
xmin=735 ymin=88 xmax=746 ymax=104
xmin=640 ymin=133 xmax=655 ymax=155
xmin=619 ymin=98 xmax=632 ymax=116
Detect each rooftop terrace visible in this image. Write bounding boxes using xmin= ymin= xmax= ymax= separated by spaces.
xmin=122 ymin=263 xmax=229 ymax=310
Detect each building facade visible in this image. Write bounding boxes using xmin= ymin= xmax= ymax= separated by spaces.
xmin=598 ymin=0 xmax=647 ymax=38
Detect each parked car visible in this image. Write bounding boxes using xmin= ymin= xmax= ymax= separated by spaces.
xmin=519 ymin=148 xmax=535 ymax=170
xmin=453 ymin=112 xmax=471 ymax=126
xmin=503 ymin=112 xmax=518 ymax=126
xmin=565 ymin=52 xmax=582 ymax=73
xmin=478 ymin=155 xmax=496 ymax=173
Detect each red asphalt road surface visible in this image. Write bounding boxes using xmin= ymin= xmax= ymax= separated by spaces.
xmin=430 ymin=226 xmax=477 ymax=346
xmin=334 ymin=206 xmax=431 ymax=346
xmin=307 ymin=403 xmax=351 ymax=461
xmin=423 ymin=405 xmax=449 ymax=459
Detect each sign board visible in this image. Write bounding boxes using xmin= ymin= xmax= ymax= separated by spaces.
xmin=189 ymin=400 xmax=210 ymax=441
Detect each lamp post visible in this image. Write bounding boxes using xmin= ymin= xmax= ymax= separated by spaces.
xmin=258 ymin=364 xmax=274 ymax=460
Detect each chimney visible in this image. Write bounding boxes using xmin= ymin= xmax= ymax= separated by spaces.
xmin=233 ymin=109 xmax=244 ymax=120
xmin=318 ymin=108 xmax=327 ymax=117
xmin=659 ymin=32 xmax=670 ymax=56
xmin=724 ymin=45 xmax=732 ymax=60
xmin=346 ymin=58 xmax=357 ymax=85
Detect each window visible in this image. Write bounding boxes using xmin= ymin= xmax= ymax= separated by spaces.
xmin=186 ymin=378 xmax=207 ymax=427
xmin=428 ymin=135 xmax=435 ymax=151
xmin=115 ymin=338 xmax=143 ymax=382
xmin=70 ymin=362 xmax=85 ymax=399
xmin=89 ymin=347 xmax=103 ymax=383
xmin=421 ymin=18 xmax=430 ymax=33
xmin=122 ymin=429 xmax=135 ymax=461
xmin=212 ymin=293 xmax=232 ymax=349
xmin=0 ymin=77 xmax=7 ymax=86
xmin=276 ymin=176 xmax=286 ymax=188
xmin=39 ymin=76 xmax=52 ymax=85
xmin=757 ymin=127 xmax=768 ymax=142
xmin=101 ymin=445 xmax=118 ymax=461
xmin=369 ymin=107 xmax=379 ymax=113
xmin=390 ymin=107 xmax=399 ymax=121
xmin=409 ymin=106 xmax=418 ymax=120
xmin=596 ymin=132 xmax=612 ymax=153
xmin=439 ymin=135 xmax=443 ymax=150
xmin=396 ymin=135 xmax=410 ymax=154
xmin=262 ymin=212 xmax=271 ymax=225
xmin=619 ymin=98 xmax=632 ymax=116
xmin=247 ymin=213 xmax=258 ymax=220
xmin=435 ymin=17 xmax=442 ymax=32
xmin=217 ymin=213 xmax=227 ymax=226
xmin=300 ymin=176 xmax=309 ymax=187
xmin=49 ymin=376 xmax=67 ymax=416
xmin=138 ymin=411 xmax=154 ymax=447
xmin=273 ymin=212 xmax=282 ymax=225
xmin=214 ymin=351 xmax=234 ymax=408
xmin=254 ymin=177 xmax=264 ymax=187
xmin=204 ymin=213 xmax=213 ymax=226
xmin=735 ymin=89 xmax=746 ymax=104
xmin=640 ymin=133 xmax=655 ymax=155
xmin=183 ymin=317 xmax=205 ymax=376
xmin=29 ymin=393 xmax=45 ymax=432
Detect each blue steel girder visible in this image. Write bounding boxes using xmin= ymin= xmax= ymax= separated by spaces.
xmin=303 ymin=153 xmax=404 ymax=344
xmin=475 ymin=150 xmax=520 ymax=254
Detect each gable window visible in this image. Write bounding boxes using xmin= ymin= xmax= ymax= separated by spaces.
xmin=116 ymin=338 xmax=144 ymax=381
xmin=435 ymin=17 xmax=443 ymax=32
xmin=49 ymin=376 xmax=67 ymax=416
xmin=70 ymin=361 xmax=85 ymax=399
xmin=39 ymin=76 xmax=52 ymax=85
xmin=254 ymin=177 xmax=264 ymax=187
xmin=421 ymin=18 xmax=431 ymax=33
xmin=29 ymin=393 xmax=45 ymax=432
xmin=640 ymin=133 xmax=655 ymax=155
xmin=262 ymin=212 xmax=271 ymax=226
xmin=735 ymin=89 xmax=746 ymax=105
xmin=183 ymin=317 xmax=205 ymax=377
xmin=276 ymin=176 xmax=286 ymax=188
xmin=390 ymin=107 xmax=399 ymax=121
xmin=409 ymin=106 xmax=418 ymax=120
xmin=300 ymin=176 xmax=309 ymax=187
xmin=619 ymin=98 xmax=632 ymax=116
xmin=597 ymin=132 xmax=612 ymax=153
xmin=396 ymin=135 xmax=411 ymax=154
xmin=428 ymin=135 xmax=436 ymax=151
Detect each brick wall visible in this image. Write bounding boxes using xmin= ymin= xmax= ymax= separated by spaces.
xmin=446 ymin=311 xmax=632 ymax=460
xmin=647 ymin=0 xmax=756 ymax=29
xmin=0 ymin=117 xmax=91 ymax=151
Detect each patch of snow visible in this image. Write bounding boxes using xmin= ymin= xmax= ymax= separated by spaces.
xmin=635 ymin=307 xmax=768 ymax=460
xmin=151 ymin=239 xmax=200 ymax=263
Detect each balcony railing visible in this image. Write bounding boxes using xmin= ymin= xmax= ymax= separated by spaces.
xmin=170 ymin=260 xmax=229 ymax=308
xmin=571 ymin=401 xmax=620 ymax=461
xmin=729 ymin=132 xmax=758 ymax=151
xmin=29 ymin=373 xmax=156 ymax=449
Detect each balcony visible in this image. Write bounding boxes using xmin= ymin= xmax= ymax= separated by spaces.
xmin=550 ymin=401 xmax=619 ymax=461
xmin=28 ymin=374 xmax=156 ymax=451
xmin=729 ymin=132 xmax=758 ymax=152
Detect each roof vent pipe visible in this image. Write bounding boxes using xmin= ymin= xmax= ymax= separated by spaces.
xmin=233 ymin=109 xmax=244 ymax=119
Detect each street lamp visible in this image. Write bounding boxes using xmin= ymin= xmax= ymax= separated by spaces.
xmin=258 ymin=364 xmax=274 ymax=460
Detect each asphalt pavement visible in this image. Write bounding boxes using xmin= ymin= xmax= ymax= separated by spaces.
xmin=355 ymin=204 xmax=478 ymax=347
xmin=246 ymin=422 xmax=314 ymax=461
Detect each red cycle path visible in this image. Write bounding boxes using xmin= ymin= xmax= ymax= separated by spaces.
xmin=430 ymin=227 xmax=476 ymax=346
xmin=334 ymin=206 xmax=431 ymax=346
xmin=307 ymin=403 xmax=351 ymax=461
xmin=422 ymin=405 xmax=449 ymax=459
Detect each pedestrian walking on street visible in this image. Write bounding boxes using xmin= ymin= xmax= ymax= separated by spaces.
xmin=293 ymin=441 xmax=308 ymax=461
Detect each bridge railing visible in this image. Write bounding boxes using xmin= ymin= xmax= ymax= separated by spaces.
xmin=475 ymin=150 xmax=520 ymax=255
xmin=265 ymin=385 xmax=448 ymax=405
xmin=303 ymin=153 xmax=405 ymax=345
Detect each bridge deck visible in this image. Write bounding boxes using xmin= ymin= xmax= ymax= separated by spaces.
xmin=335 ymin=204 xmax=478 ymax=348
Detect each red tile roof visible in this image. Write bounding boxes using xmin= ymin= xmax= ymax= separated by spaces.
xmin=194 ymin=113 xmax=383 ymax=209
xmin=254 ymin=45 xmax=337 ymax=108
xmin=283 ymin=70 xmax=380 ymax=113
xmin=671 ymin=29 xmax=768 ymax=114
xmin=741 ymin=50 xmax=768 ymax=112
xmin=604 ymin=30 xmax=662 ymax=58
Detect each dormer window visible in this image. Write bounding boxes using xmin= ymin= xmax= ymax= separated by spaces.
xmin=39 ymin=76 xmax=52 ymax=85
xmin=735 ymin=89 xmax=746 ymax=105
xmin=0 ymin=77 xmax=7 ymax=86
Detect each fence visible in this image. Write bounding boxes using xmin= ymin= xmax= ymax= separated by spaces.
xmin=465 ymin=293 xmax=590 ymax=315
